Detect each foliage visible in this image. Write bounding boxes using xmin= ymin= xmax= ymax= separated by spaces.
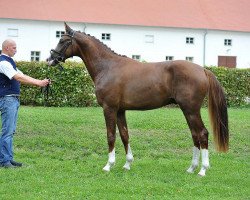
xmin=206 ymin=66 xmax=250 ymax=107
xmin=17 ymin=61 xmax=97 ymax=107
xmin=0 ymin=107 xmax=249 ymax=199
xmin=17 ymin=62 xmax=250 ymax=107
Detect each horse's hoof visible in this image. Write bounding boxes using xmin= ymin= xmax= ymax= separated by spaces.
xmin=103 ymin=165 xmax=110 ymax=172
xmin=198 ymin=166 xmax=209 ymax=176
xmin=123 ymin=164 xmax=131 ymax=170
xmin=198 ymin=170 xmax=206 ymax=176
xmin=186 ymin=165 xmax=197 ymax=173
xmin=103 ymin=161 xmax=115 ymax=172
xmin=198 ymin=172 xmax=206 ymax=176
xmin=187 ymin=168 xmax=194 ymax=173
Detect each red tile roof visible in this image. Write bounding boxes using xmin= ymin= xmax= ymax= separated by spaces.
xmin=1 ymin=0 xmax=250 ymax=32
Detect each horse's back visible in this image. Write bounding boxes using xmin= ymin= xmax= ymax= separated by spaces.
xmin=119 ymin=60 xmax=208 ymax=110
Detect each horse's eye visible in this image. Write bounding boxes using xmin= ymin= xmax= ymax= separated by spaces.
xmin=59 ymin=39 xmax=64 ymax=44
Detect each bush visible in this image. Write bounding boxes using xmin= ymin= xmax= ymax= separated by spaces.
xmin=206 ymin=66 xmax=250 ymax=107
xmin=18 ymin=61 xmax=97 ymax=107
xmin=17 ymin=62 xmax=250 ymax=107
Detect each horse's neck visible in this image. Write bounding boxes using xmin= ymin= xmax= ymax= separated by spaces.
xmin=76 ymin=37 xmax=121 ymax=82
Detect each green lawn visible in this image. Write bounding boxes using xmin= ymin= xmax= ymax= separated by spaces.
xmin=0 ymin=107 xmax=249 ymax=200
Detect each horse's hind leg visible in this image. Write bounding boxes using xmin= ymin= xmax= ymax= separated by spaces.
xmin=102 ymin=106 xmax=117 ymax=172
xmin=117 ymin=111 xmax=134 ymax=170
xmin=187 ymin=146 xmax=200 ymax=174
xmin=183 ymin=110 xmax=210 ymax=176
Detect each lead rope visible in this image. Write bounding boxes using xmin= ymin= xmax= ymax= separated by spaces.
xmin=41 ymin=64 xmax=52 ymax=106
xmin=41 ymin=79 xmax=52 ymax=102
xmin=41 ymin=63 xmax=64 ymax=106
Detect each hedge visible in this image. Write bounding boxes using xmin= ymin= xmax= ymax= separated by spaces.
xmin=17 ymin=61 xmax=249 ymax=107
xmin=205 ymin=66 xmax=249 ymax=107
xmin=17 ymin=61 xmax=96 ymax=107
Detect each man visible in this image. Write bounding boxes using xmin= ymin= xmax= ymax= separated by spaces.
xmin=0 ymin=39 xmax=50 ymax=168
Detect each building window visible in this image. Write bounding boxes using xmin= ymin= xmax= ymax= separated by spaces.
xmin=56 ymin=31 xmax=65 ymax=38
xmin=102 ymin=33 xmax=111 ymax=40
xmin=31 ymin=51 xmax=40 ymax=61
xmin=8 ymin=28 xmax=18 ymax=37
xmin=224 ymin=39 xmax=232 ymax=46
xmin=166 ymin=56 xmax=174 ymax=61
xmin=186 ymin=57 xmax=194 ymax=62
xmin=145 ymin=35 xmax=154 ymax=43
xmin=132 ymin=55 xmax=141 ymax=61
xmin=186 ymin=37 xmax=194 ymax=44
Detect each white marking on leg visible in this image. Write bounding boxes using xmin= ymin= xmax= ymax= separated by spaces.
xmin=103 ymin=148 xmax=115 ymax=172
xmin=187 ymin=146 xmax=200 ymax=173
xmin=123 ymin=144 xmax=134 ymax=170
xmin=198 ymin=149 xmax=209 ymax=176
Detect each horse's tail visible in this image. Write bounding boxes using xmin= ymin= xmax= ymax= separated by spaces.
xmin=205 ymin=69 xmax=229 ymax=152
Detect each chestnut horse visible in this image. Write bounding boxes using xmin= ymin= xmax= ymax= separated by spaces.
xmin=47 ymin=23 xmax=229 ymax=176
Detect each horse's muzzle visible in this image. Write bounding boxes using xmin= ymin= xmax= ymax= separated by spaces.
xmin=46 ymin=57 xmax=58 ymax=66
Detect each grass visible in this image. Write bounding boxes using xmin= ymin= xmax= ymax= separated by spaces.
xmin=0 ymin=106 xmax=249 ymax=200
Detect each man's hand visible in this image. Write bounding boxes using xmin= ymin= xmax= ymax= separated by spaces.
xmin=13 ymin=73 xmax=51 ymax=87
xmin=39 ymin=79 xmax=51 ymax=87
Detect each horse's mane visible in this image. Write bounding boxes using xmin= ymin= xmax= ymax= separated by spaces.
xmin=79 ymin=31 xmax=127 ymax=58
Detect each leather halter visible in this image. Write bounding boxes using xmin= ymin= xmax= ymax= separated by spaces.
xmin=50 ymin=30 xmax=75 ymax=63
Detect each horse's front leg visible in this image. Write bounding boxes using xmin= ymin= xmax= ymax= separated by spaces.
xmin=102 ymin=106 xmax=117 ymax=172
xmin=117 ymin=111 xmax=134 ymax=170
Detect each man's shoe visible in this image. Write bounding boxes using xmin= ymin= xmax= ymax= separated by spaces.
xmin=10 ymin=160 xmax=22 ymax=167
xmin=1 ymin=162 xmax=17 ymax=168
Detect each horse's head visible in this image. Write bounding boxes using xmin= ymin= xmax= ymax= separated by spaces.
xmin=47 ymin=22 xmax=76 ymax=66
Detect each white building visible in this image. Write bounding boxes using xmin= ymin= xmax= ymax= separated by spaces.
xmin=0 ymin=0 xmax=250 ymax=68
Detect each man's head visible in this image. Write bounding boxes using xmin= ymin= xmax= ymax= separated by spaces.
xmin=2 ymin=39 xmax=17 ymax=57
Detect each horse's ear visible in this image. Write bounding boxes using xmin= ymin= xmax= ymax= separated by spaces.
xmin=64 ymin=22 xmax=72 ymax=34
